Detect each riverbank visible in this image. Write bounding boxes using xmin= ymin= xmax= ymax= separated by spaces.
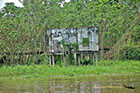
xmin=0 ymin=60 xmax=139 ymax=79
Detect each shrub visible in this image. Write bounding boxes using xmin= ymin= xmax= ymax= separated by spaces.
xmin=120 ymin=45 xmax=140 ymax=60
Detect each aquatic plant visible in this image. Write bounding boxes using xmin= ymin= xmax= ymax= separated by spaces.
xmin=0 ymin=60 xmax=139 ymax=79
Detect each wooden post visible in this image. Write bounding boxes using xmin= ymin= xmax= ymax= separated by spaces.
xmin=52 ymin=55 xmax=55 ymax=66
xmin=81 ymin=53 xmax=83 ymax=65
xmin=78 ymin=54 xmax=81 ymax=66
xmin=27 ymin=54 xmax=30 ymax=65
xmin=22 ymin=54 xmax=25 ymax=65
xmin=95 ymin=52 xmax=98 ymax=65
xmin=35 ymin=42 xmax=38 ymax=64
xmin=49 ymin=55 xmax=52 ymax=65
xmin=88 ymin=53 xmax=90 ymax=65
xmin=92 ymin=52 xmax=94 ymax=65
xmin=31 ymin=54 xmax=33 ymax=63
xmin=24 ymin=54 xmax=26 ymax=65
xmin=26 ymin=54 xmax=29 ymax=64
xmin=81 ymin=53 xmax=83 ymax=60
xmin=74 ymin=53 xmax=77 ymax=65
xmin=85 ymin=53 xmax=89 ymax=60
xmin=63 ymin=55 xmax=66 ymax=67
xmin=68 ymin=53 xmax=71 ymax=66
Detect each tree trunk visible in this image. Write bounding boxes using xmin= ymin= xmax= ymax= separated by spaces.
xmin=35 ymin=42 xmax=38 ymax=64
xmin=38 ymin=41 xmax=42 ymax=61
xmin=100 ymin=28 xmax=105 ymax=60
xmin=100 ymin=21 xmax=106 ymax=60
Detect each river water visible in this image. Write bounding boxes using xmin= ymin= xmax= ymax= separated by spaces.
xmin=0 ymin=74 xmax=139 ymax=93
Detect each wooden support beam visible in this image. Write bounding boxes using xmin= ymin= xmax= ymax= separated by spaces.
xmin=95 ymin=52 xmax=98 ymax=65
xmin=52 ymin=55 xmax=55 ymax=66
xmin=81 ymin=53 xmax=83 ymax=65
xmin=63 ymin=55 xmax=66 ymax=67
xmin=81 ymin=53 xmax=83 ymax=61
xmin=78 ymin=54 xmax=81 ymax=66
xmin=68 ymin=53 xmax=71 ymax=66
xmin=49 ymin=55 xmax=52 ymax=65
xmin=92 ymin=52 xmax=94 ymax=65
xmin=31 ymin=54 xmax=33 ymax=64
xmin=27 ymin=54 xmax=30 ymax=65
xmin=74 ymin=53 xmax=77 ymax=65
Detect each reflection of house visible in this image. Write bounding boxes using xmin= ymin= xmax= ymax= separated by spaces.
xmin=45 ymin=26 xmax=99 ymax=55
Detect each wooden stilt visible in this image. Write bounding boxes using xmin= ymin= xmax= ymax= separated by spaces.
xmin=92 ymin=52 xmax=95 ymax=65
xmin=27 ymin=54 xmax=30 ymax=65
xmin=49 ymin=55 xmax=52 ymax=65
xmin=74 ymin=53 xmax=77 ymax=65
xmin=52 ymin=55 xmax=55 ymax=66
xmin=88 ymin=53 xmax=90 ymax=65
xmin=80 ymin=53 xmax=83 ymax=65
xmin=63 ymin=55 xmax=66 ymax=67
xmin=68 ymin=53 xmax=71 ymax=66
xmin=81 ymin=53 xmax=83 ymax=60
xmin=95 ymin=52 xmax=98 ymax=65
xmin=85 ymin=53 xmax=89 ymax=60
xmin=78 ymin=54 xmax=81 ymax=66
xmin=30 ymin=54 xmax=33 ymax=64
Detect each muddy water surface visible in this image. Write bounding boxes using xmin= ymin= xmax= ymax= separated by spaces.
xmin=0 ymin=74 xmax=140 ymax=93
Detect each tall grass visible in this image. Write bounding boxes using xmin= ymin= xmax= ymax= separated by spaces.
xmin=0 ymin=60 xmax=139 ymax=78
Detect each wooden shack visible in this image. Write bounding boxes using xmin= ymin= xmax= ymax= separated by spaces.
xmin=44 ymin=26 xmax=99 ymax=66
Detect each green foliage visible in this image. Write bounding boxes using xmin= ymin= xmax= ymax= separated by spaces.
xmin=0 ymin=0 xmax=139 ymax=63
xmin=39 ymin=53 xmax=49 ymax=64
xmin=62 ymin=39 xmax=78 ymax=50
xmin=120 ymin=46 xmax=140 ymax=60
xmin=62 ymin=39 xmax=65 ymax=46
xmin=82 ymin=38 xmax=89 ymax=46
xmin=0 ymin=60 xmax=139 ymax=78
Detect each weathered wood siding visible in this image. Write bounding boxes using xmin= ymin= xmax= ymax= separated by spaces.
xmin=77 ymin=27 xmax=99 ymax=51
xmin=45 ymin=26 xmax=99 ymax=55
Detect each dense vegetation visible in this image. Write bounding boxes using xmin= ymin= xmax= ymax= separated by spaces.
xmin=0 ymin=0 xmax=140 ymax=65
xmin=0 ymin=60 xmax=139 ymax=78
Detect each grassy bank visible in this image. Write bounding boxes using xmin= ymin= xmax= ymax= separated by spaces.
xmin=0 ymin=60 xmax=140 ymax=79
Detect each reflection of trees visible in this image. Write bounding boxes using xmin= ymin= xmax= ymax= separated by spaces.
xmin=2 ymin=76 xmax=139 ymax=93
xmin=49 ymin=78 xmax=56 ymax=92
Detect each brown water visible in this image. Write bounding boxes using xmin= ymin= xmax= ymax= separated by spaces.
xmin=0 ymin=75 xmax=140 ymax=93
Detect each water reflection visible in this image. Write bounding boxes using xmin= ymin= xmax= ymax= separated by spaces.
xmin=0 ymin=75 xmax=140 ymax=93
